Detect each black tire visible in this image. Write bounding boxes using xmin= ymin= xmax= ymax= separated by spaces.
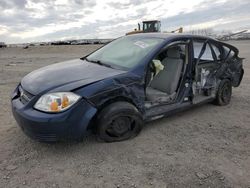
xmin=214 ymin=79 xmax=232 ymax=106
xmin=96 ymin=102 xmax=143 ymax=142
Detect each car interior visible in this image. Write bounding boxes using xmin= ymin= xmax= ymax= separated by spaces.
xmin=192 ymin=41 xmax=221 ymax=103
xmin=145 ymin=43 xmax=187 ymax=104
xmin=145 ymin=40 xmax=225 ymax=106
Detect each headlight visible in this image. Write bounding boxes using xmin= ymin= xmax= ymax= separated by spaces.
xmin=34 ymin=92 xmax=81 ymax=112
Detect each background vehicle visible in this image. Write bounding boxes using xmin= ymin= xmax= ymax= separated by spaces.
xmin=126 ymin=20 xmax=183 ymax=35
xmin=0 ymin=42 xmax=7 ymax=48
xmin=126 ymin=20 xmax=161 ymax=35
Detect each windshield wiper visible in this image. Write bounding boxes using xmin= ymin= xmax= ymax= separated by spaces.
xmin=85 ymin=57 xmax=112 ymax=68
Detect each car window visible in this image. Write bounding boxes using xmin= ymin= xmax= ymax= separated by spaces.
xmin=193 ymin=41 xmax=203 ymax=59
xmin=211 ymin=44 xmax=221 ymax=60
xmin=223 ymin=46 xmax=235 ymax=59
xmin=87 ymin=37 xmax=164 ymax=69
xmin=193 ymin=41 xmax=213 ymax=61
xmin=200 ymin=43 xmax=213 ymax=60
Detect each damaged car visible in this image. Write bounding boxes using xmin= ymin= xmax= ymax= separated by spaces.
xmin=11 ymin=33 xmax=244 ymax=142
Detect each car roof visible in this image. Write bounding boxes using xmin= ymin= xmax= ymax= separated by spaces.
xmin=127 ymin=32 xmax=215 ymax=41
xmin=126 ymin=33 xmax=239 ymax=54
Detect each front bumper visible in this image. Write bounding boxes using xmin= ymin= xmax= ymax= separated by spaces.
xmin=11 ymin=91 xmax=97 ymax=142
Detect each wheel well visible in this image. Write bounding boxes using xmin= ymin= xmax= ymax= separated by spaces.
xmin=216 ymin=78 xmax=230 ymax=89
xmin=99 ymin=96 xmax=138 ymax=111
xmin=86 ymin=96 xmax=139 ymax=131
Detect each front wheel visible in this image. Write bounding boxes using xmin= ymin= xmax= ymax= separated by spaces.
xmin=214 ymin=79 xmax=232 ymax=106
xmin=96 ymin=102 xmax=143 ymax=142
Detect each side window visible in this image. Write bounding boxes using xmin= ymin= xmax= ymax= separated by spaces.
xmin=193 ymin=41 xmax=203 ymax=59
xmin=223 ymin=46 xmax=235 ymax=59
xmin=211 ymin=44 xmax=221 ymax=60
xmin=193 ymin=41 xmax=213 ymax=61
xmin=145 ymin=41 xmax=187 ymax=86
xmin=200 ymin=43 xmax=213 ymax=60
xmin=156 ymin=43 xmax=187 ymax=63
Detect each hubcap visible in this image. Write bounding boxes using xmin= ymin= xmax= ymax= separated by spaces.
xmin=106 ymin=116 xmax=132 ymax=137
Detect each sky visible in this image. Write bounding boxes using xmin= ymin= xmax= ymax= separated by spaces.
xmin=0 ymin=0 xmax=250 ymax=43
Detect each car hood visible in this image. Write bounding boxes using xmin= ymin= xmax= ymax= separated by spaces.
xmin=21 ymin=59 xmax=126 ymax=95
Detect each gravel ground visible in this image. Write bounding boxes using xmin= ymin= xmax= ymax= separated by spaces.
xmin=0 ymin=41 xmax=249 ymax=188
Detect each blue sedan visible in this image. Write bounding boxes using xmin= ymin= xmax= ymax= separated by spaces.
xmin=11 ymin=33 xmax=244 ymax=142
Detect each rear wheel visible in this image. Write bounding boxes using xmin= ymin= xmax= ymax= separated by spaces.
xmin=96 ymin=102 xmax=143 ymax=142
xmin=214 ymin=79 xmax=232 ymax=106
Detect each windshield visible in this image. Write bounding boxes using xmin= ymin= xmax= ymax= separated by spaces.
xmin=86 ymin=37 xmax=164 ymax=69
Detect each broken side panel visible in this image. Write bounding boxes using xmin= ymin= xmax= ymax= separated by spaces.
xmin=228 ymin=57 xmax=244 ymax=87
xmin=216 ymin=45 xmax=244 ymax=87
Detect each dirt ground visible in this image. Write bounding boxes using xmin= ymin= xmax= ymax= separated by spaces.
xmin=0 ymin=41 xmax=249 ymax=188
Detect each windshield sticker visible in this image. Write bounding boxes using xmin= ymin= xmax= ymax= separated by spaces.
xmin=134 ymin=41 xmax=149 ymax=48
